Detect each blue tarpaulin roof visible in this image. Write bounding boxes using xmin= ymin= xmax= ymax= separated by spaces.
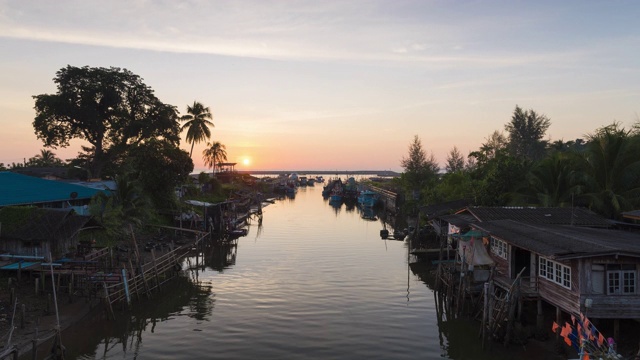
xmin=0 ymin=172 xmax=104 ymax=207
xmin=0 ymin=261 xmax=40 ymax=270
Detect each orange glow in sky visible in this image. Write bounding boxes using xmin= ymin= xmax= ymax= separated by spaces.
xmin=1 ymin=2 xmax=639 ymax=173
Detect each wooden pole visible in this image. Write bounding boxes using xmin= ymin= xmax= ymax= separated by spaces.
xmin=503 ymin=284 xmax=520 ymax=347
xmin=536 ymin=299 xmax=544 ymax=337
xmin=102 ymin=282 xmax=115 ymax=320
xmin=151 ymin=249 xmax=160 ymax=291
xmin=128 ymin=259 xmax=140 ymax=301
xmin=481 ymin=282 xmax=489 ymax=349
xmin=31 ymin=324 xmax=39 ymax=360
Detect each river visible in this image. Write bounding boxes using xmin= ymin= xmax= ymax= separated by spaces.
xmin=53 ymin=181 xmax=550 ymax=359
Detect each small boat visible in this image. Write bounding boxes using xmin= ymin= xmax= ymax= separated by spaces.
xmin=357 ymin=190 xmax=379 ymax=207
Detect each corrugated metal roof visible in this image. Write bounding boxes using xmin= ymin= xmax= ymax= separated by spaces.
xmin=622 ymin=210 xmax=640 ymax=220
xmin=464 ymin=206 xmax=613 ymax=227
xmin=0 ymin=172 xmax=103 ymax=207
xmin=472 ymin=220 xmax=640 ymax=259
xmin=437 ymin=213 xmax=477 ymax=227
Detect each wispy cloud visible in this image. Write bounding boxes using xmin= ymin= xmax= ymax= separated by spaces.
xmin=0 ymin=0 xmax=605 ymax=68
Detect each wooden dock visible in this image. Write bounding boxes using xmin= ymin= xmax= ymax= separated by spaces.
xmin=362 ymin=185 xmax=401 ymax=213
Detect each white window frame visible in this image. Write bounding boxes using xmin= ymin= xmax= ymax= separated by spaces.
xmin=607 ymin=270 xmax=637 ymax=295
xmin=490 ymin=237 xmax=508 ymax=260
xmin=538 ymin=257 xmax=571 ymax=289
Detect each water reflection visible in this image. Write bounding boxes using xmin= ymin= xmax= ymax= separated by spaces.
xmin=61 ymin=276 xmax=213 ymax=360
xmin=46 ymin=180 xmax=551 ymax=360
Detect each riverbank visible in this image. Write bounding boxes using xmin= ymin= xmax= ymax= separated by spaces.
xmin=0 ymin=278 xmax=100 ymax=359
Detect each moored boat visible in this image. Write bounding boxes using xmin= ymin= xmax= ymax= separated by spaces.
xmin=357 ymin=190 xmax=379 ymax=207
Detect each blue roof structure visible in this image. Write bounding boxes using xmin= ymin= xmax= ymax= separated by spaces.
xmin=0 ymin=171 xmax=104 ymax=207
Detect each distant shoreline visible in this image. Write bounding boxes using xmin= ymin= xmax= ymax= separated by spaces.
xmin=237 ymin=170 xmax=400 ymax=176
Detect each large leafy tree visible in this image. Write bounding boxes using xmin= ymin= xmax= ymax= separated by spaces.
xmin=125 ymin=139 xmax=194 ymax=209
xmin=181 ymin=101 xmax=214 ymax=157
xmin=468 ymin=130 xmax=508 ymax=168
xmin=202 ymin=141 xmax=227 ymax=174
xmin=505 ymin=105 xmax=551 ymax=161
xmin=33 ymin=65 xmax=180 ymax=178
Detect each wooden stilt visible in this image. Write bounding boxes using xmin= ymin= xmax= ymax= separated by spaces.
xmin=536 ymin=299 xmax=544 ymax=338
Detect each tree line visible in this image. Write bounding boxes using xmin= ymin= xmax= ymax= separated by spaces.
xmin=399 ymin=106 xmax=640 ymax=220
xmin=1 ymin=65 xmax=233 ymax=240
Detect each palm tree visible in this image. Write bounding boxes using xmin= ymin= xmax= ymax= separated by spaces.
xmin=180 ymin=101 xmax=214 ymax=157
xmin=580 ymin=123 xmax=640 ymax=219
xmin=512 ymin=152 xmax=584 ymax=207
xmin=35 ymin=149 xmax=57 ymax=166
xmin=202 ymin=141 xmax=227 ymax=174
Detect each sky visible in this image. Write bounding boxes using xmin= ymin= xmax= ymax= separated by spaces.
xmin=0 ymin=0 xmax=639 ymax=173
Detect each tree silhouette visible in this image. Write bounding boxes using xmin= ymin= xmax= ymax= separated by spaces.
xmin=181 ymin=101 xmax=214 ymax=158
xmin=202 ymin=141 xmax=227 ymax=174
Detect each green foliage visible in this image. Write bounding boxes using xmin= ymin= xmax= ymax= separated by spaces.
xmin=400 ymin=135 xmax=439 ymax=191
xmin=580 ymin=122 xmax=640 ymax=219
xmin=0 ymin=206 xmax=38 ymax=233
xmin=468 ymin=130 xmax=507 ymax=168
xmin=512 ymin=152 xmax=585 ymax=207
xmin=33 ymin=65 xmax=181 ymax=178
xmin=473 ymin=153 xmax=528 ymax=206
xmin=433 ymin=171 xmax=475 ymax=203
xmin=198 ymin=172 xmax=211 ymax=186
xmin=445 ymin=146 xmax=465 ymax=173
xmin=125 ymin=139 xmax=194 ymax=209
xmin=505 ymin=105 xmax=551 ymax=161
xmin=88 ymin=195 xmax=125 ymax=244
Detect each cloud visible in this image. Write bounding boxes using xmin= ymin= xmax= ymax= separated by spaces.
xmin=0 ymin=0 xmax=597 ymax=69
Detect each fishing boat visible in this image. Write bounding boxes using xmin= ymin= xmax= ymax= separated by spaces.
xmin=357 ymin=190 xmax=379 ymax=207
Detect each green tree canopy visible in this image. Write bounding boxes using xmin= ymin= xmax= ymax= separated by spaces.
xmin=505 ymin=105 xmax=551 ymax=161
xmin=581 ymin=122 xmax=640 ymax=219
xmin=33 ymin=65 xmax=181 ymax=178
xmin=400 ymin=135 xmax=439 ymax=203
xmin=125 ymin=139 xmax=194 ymax=209
xmin=445 ymin=146 xmax=465 ymax=173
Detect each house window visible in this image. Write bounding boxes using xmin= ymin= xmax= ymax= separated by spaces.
xmin=606 ymin=265 xmax=637 ymax=295
xmin=591 ymin=264 xmax=605 ymax=294
xmin=539 ymin=257 xmax=571 ymax=289
xmin=490 ymin=238 xmax=508 ymax=260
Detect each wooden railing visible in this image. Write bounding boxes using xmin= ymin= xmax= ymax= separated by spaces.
xmin=99 ymin=231 xmax=209 ymax=313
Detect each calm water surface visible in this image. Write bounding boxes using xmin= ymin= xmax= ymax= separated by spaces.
xmin=58 ymin=183 xmax=537 ymax=360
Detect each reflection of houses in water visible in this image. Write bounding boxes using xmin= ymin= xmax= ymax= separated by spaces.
xmin=61 ymin=275 xmax=214 ymax=359
xmin=204 ymin=242 xmax=238 ymax=272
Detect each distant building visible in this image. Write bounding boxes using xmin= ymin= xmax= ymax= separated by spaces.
xmin=0 ymin=207 xmax=96 ymax=259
